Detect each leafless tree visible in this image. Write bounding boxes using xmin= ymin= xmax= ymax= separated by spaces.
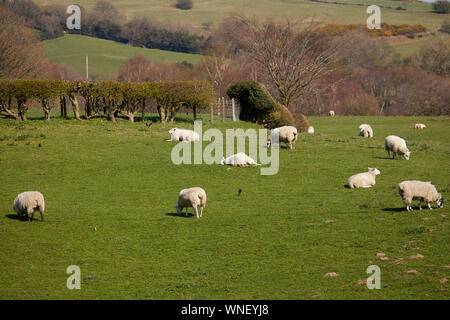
xmin=224 ymin=14 xmax=341 ymax=109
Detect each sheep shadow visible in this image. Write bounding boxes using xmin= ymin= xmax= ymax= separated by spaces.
xmin=165 ymin=212 xmax=195 ymax=218
xmin=5 ymin=214 xmax=30 ymax=222
xmin=381 ymin=207 xmax=405 ymax=213
xmin=372 ymin=156 xmax=392 ymax=160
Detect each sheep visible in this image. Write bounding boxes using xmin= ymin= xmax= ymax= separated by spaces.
xmin=13 ymin=191 xmax=45 ymax=222
xmin=358 ymin=124 xmax=373 ymax=138
xmin=414 ymin=123 xmax=426 ymax=129
xmin=267 ymin=126 xmax=298 ymax=150
xmin=385 ymin=135 xmax=410 ymax=160
xmin=220 ymin=152 xmax=260 ymax=167
xmin=168 ymin=128 xmax=200 ymax=142
xmin=307 ymin=126 xmax=314 ymax=134
xmin=175 ymin=187 xmax=207 ymax=219
xmin=398 ymin=180 xmax=444 ymax=212
xmin=329 ymin=110 xmax=335 ymax=117
xmin=347 ymin=168 xmax=380 ymax=188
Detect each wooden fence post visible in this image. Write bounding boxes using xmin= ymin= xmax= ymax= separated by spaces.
xmin=231 ymin=98 xmax=236 ymax=121
xmin=222 ymin=97 xmax=225 ymax=123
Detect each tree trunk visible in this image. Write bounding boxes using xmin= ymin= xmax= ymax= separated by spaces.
xmin=193 ymin=105 xmax=197 ymax=120
xmin=157 ymin=105 xmax=167 ymax=123
xmin=17 ymin=100 xmax=27 ymax=121
xmin=60 ymin=96 xmax=67 ymax=118
xmin=68 ymin=94 xmax=81 ymax=120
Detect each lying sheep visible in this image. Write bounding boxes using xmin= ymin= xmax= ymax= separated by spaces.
xmin=168 ymin=128 xmax=200 ymax=142
xmin=398 ymin=180 xmax=444 ymax=211
xmin=13 ymin=191 xmax=45 ymax=222
xmin=414 ymin=123 xmax=426 ymax=129
xmin=347 ymin=168 xmax=380 ymax=188
xmin=175 ymin=187 xmax=206 ymax=219
xmin=385 ymin=135 xmax=410 ymax=160
xmin=220 ymin=152 xmax=260 ymax=167
xmin=329 ymin=110 xmax=335 ymax=117
xmin=267 ymin=126 xmax=298 ymax=149
xmin=307 ymin=126 xmax=314 ymax=134
xmin=358 ymin=124 xmax=373 ymax=138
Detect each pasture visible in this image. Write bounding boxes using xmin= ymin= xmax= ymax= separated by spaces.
xmin=34 ymin=0 xmax=447 ymax=30
xmin=44 ymin=35 xmax=203 ymax=78
xmin=0 ymin=114 xmax=449 ymax=299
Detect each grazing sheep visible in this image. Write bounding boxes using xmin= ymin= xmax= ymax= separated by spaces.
xmin=220 ymin=152 xmax=260 ymax=167
xmin=358 ymin=124 xmax=373 ymax=138
xmin=347 ymin=168 xmax=380 ymax=188
xmin=414 ymin=123 xmax=426 ymax=129
xmin=398 ymin=180 xmax=444 ymax=211
xmin=13 ymin=191 xmax=45 ymax=222
xmin=267 ymin=126 xmax=298 ymax=149
xmin=329 ymin=110 xmax=335 ymax=117
xmin=307 ymin=126 xmax=314 ymax=134
xmin=168 ymin=128 xmax=200 ymax=142
xmin=175 ymin=187 xmax=207 ymax=219
xmin=385 ymin=135 xmax=410 ymax=160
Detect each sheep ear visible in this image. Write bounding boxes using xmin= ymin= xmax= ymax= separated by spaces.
xmin=368 ymin=167 xmax=373 ymax=171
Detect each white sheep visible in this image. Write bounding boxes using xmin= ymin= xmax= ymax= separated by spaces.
xmin=329 ymin=110 xmax=335 ymax=117
xmin=358 ymin=124 xmax=373 ymax=138
xmin=220 ymin=152 xmax=260 ymax=167
xmin=347 ymin=168 xmax=380 ymax=188
xmin=398 ymin=180 xmax=444 ymax=211
xmin=267 ymin=126 xmax=298 ymax=149
xmin=175 ymin=187 xmax=207 ymax=219
xmin=168 ymin=128 xmax=200 ymax=142
xmin=414 ymin=123 xmax=426 ymax=129
xmin=13 ymin=191 xmax=45 ymax=222
xmin=385 ymin=135 xmax=410 ymax=160
xmin=307 ymin=126 xmax=314 ymax=134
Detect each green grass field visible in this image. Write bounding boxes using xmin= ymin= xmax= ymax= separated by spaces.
xmin=34 ymin=0 xmax=447 ymax=29
xmin=0 ymin=113 xmax=449 ymax=299
xmin=44 ymin=34 xmax=203 ymax=78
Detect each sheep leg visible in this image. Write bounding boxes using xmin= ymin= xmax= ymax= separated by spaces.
xmin=387 ymin=150 xmax=390 ymax=158
xmin=193 ymin=207 xmax=199 ymax=219
xmin=40 ymin=211 xmax=44 ymax=222
xmin=427 ymin=203 xmax=433 ymax=210
xmin=200 ymin=206 xmax=203 ymax=218
xmin=30 ymin=211 xmax=34 ymax=222
xmin=419 ymin=202 xmax=423 ymax=210
xmin=185 ymin=207 xmax=189 ymax=217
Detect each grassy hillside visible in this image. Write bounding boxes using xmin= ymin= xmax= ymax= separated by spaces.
xmin=35 ymin=0 xmax=447 ymax=30
xmin=0 ymin=114 xmax=449 ymax=299
xmin=44 ymin=34 xmax=203 ymax=78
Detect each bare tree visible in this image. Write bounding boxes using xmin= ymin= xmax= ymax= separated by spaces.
xmin=0 ymin=5 xmax=48 ymax=78
xmin=224 ymin=14 xmax=341 ymax=109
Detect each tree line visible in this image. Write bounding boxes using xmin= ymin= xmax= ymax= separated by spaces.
xmin=0 ymin=79 xmax=215 ymax=122
xmin=2 ymin=0 xmax=211 ymax=53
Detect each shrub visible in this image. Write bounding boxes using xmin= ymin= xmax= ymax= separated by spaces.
xmin=433 ymin=1 xmax=450 ymax=14
xmin=440 ymin=20 xmax=450 ymax=34
xmin=176 ymin=0 xmax=193 ymax=10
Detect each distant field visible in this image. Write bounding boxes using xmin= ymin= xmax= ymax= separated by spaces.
xmin=44 ymin=34 xmax=203 ymax=78
xmin=34 ymin=0 xmax=448 ymax=30
xmin=0 ymin=114 xmax=449 ymax=299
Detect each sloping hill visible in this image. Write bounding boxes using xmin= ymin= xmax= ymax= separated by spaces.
xmin=35 ymin=0 xmax=446 ymax=29
xmin=44 ymin=34 xmax=203 ymax=78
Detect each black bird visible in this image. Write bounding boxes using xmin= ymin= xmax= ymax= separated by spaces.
xmin=146 ymin=122 xmax=153 ymax=128
xmin=238 ymin=189 xmax=242 ymax=196
xmin=38 ymin=143 xmax=42 ymax=148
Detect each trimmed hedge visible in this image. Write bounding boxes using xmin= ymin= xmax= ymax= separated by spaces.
xmin=0 ymin=79 xmax=214 ymax=122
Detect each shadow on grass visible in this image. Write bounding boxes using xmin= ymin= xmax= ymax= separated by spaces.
xmin=381 ymin=207 xmax=405 ymax=212
xmin=165 ymin=212 xmax=194 ymax=218
xmin=5 ymin=214 xmax=30 ymax=222
xmin=372 ymin=156 xmax=393 ymax=160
